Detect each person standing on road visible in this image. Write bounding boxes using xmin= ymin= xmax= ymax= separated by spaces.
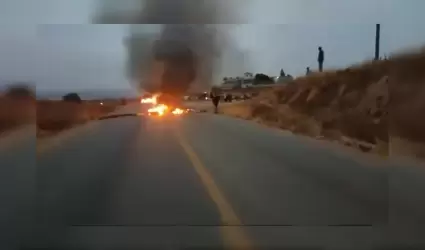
xmin=210 ymin=89 xmax=221 ymax=114
xmin=318 ymin=47 xmax=325 ymax=72
xmin=306 ymin=67 xmax=311 ymax=75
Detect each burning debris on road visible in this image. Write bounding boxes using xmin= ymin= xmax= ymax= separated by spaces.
xmin=140 ymin=93 xmax=188 ymax=116
xmin=140 ymin=94 xmax=158 ymax=104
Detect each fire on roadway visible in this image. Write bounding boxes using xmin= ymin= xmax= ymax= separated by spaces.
xmin=141 ymin=94 xmax=188 ymax=117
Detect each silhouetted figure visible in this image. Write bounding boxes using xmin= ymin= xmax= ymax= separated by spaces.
xmin=210 ymin=91 xmax=221 ymax=113
xmin=318 ymin=47 xmax=324 ymax=72
xmin=306 ymin=67 xmax=311 ymax=75
xmin=224 ymin=94 xmax=233 ymax=102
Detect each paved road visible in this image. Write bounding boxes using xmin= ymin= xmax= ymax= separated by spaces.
xmin=3 ymin=104 xmax=425 ymax=249
xmin=0 ymin=125 xmax=36 ymax=249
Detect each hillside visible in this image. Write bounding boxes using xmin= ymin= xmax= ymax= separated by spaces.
xmin=36 ymin=100 xmax=120 ymax=137
xmin=1 ymin=88 xmax=121 ymax=137
xmin=220 ymin=47 xmax=425 ymax=160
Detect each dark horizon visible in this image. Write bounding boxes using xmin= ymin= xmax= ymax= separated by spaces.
xmin=35 ymin=88 xmax=141 ymax=100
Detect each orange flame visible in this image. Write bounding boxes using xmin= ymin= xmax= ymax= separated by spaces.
xmin=172 ymin=108 xmax=184 ymax=115
xmin=141 ymin=94 xmax=159 ymax=104
xmin=148 ymin=104 xmax=168 ymax=116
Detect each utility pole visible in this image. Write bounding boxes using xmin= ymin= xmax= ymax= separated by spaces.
xmin=375 ymin=24 xmax=380 ymax=60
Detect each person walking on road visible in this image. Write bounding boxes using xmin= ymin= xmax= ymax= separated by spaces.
xmin=210 ymin=89 xmax=221 ymax=114
xmin=318 ymin=47 xmax=324 ymax=72
xmin=306 ymin=67 xmax=311 ymax=75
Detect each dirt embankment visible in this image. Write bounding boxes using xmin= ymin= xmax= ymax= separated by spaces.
xmin=0 ymin=96 xmax=35 ymax=135
xmin=220 ymin=48 xmax=425 ymax=160
xmin=1 ymin=91 xmax=121 ymax=138
xmin=36 ymin=100 xmax=120 ymax=138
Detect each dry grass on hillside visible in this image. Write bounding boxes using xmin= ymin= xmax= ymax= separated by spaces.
xmin=36 ymin=100 xmax=118 ymax=137
xmin=221 ymin=47 xmax=425 ymax=158
xmin=1 ymin=90 xmax=120 ymax=137
xmin=0 ymin=96 xmax=35 ymax=135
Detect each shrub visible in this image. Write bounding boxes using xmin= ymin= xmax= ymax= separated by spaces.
xmin=254 ymin=73 xmax=274 ymax=84
xmin=62 ymin=93 xmax=82 ymax=103
xmin=4 ymin=84 xmax=35 ymax=100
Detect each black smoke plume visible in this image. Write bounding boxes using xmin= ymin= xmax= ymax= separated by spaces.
xmin=93 ymin=0 xmax=242 ymax=96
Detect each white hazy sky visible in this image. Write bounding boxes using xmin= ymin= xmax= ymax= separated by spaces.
xmin=1 ymin=0 xmax=425 ymax=93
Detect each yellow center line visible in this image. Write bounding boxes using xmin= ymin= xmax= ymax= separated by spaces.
xmin=175 ymin=131 xmax=254 ymax=249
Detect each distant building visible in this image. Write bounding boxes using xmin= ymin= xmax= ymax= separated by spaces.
xmin=220 ymin=78 xmax=239 ymax=90
xmin=220 ymin=76 xmax=255 ymax=90
xmin=241 ymin=77 xmax=255 ymax=88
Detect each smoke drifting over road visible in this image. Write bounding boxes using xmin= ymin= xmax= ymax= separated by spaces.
xmin=93 ymin=0 xmax=242 ymax=95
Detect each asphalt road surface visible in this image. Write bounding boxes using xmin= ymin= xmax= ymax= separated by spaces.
xmin=0 ymin=125 xmax=36 ymax=250
xmin=3 ymin=103 xmax=425 ymax=249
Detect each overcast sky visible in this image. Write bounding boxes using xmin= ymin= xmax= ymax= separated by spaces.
xmin=1 ymin=0 xmax=425 ymax=94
